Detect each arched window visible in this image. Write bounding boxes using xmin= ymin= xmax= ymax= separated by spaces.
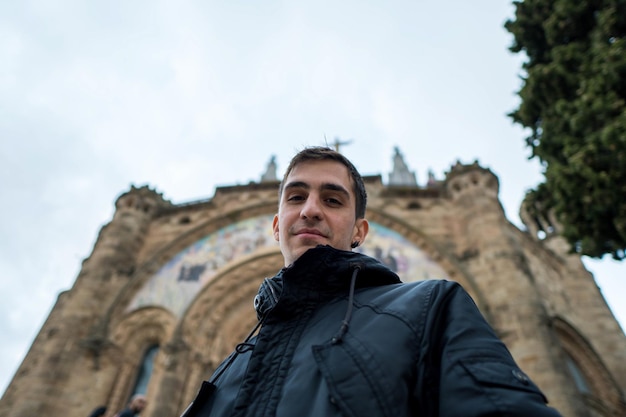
xmin=131 ymin=344 xmax=159 ymax=395
xmin=552 ymin=317 xmax=626 ymax=416
xmin=564 ymin=354 xmax=591 ymax=394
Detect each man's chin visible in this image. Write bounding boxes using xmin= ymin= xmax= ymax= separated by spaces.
xmin=297 ymin=244 xmax=320 ymax=256
xmin=286 ymin=245 xmax=322 ymax=265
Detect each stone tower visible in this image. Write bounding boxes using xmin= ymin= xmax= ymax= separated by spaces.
xmin=1 ymin=151 xmax=625 ymax=417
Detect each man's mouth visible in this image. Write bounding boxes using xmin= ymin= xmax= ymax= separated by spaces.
xmin=295 ymin=228 xmax=326 ymax=238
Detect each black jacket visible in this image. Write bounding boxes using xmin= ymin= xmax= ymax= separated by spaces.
xmin=182 ymin=245 xmax=562 ymax=417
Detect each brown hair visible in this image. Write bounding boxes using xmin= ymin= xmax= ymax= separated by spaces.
xmin=279 ymin=146 xmax=367 ymax=218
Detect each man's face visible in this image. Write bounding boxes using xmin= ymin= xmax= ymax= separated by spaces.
xmin=273 ymin=159 xmax=368 ymax=266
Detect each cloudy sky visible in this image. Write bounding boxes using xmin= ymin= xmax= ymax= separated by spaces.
xmin=1 ymin=1 xmax=625 ymax=396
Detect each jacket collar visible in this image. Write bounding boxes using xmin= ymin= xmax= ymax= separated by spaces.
xmin=255 ymin=245 xmax=401 ymax=319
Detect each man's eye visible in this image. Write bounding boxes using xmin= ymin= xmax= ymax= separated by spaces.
xmin=287 ymin=195 xmax=305 ymax=201
xmin=326 ymin=198 xmax=342 ymax=205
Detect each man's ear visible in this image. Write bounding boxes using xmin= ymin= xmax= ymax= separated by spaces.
xmin=272 ymin=214 xmax=280 ymax=242
xmin=353 ymin=218 xmax=369 ymax=246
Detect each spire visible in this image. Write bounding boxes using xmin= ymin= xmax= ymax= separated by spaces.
xmin=260 ymin=155 xmax=278 ymax=182
xmin=388 ymin=146 xmax=417 ymax=186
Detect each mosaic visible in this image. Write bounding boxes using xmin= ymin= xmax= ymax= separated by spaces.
xmin=128 ymin=215 xmax=449 ymax=317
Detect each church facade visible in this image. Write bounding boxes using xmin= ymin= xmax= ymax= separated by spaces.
xmin=1 ymin=149 xmax=625 ymax=417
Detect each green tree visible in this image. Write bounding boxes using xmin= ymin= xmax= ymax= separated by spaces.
xmin=505 ymin=0 xmax=626 ymax=260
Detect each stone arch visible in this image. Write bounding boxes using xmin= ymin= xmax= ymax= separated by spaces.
xmin=101 ymin=202 xmax=482 ymax=410
xmin=121 ymin=209 xmax=467 ymax=321
xmin=365 ymin=208 xmax=489 ymax=313
xmin=180 ymin=250 xmax=283 ymax=363
xmin=159 ymin=210 xmax=485 ymax=402
xmin=107 ymin=307 xmax=177 ymax=416
xmin=104 ymin=195 xmax=478 ymax=329
xmin=101 ymin=202 xmax=278 ymax=331
xmin=552 ymin=317 xmax=626 ymax=416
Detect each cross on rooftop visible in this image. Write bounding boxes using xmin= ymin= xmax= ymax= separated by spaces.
xmin=331 ymin=137 xmax=353 ymax=153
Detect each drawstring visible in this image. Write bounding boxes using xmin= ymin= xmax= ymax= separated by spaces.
xmin=211 ymin=263 xmax=361 ymax=381
xmin=180 ymin=316 xmax=268 ymax=417
xmin=331 ymin=264 xmax=361 ymax=344
xmin=209 ymin=314 xmax=267 ymax=385
xmin=179 ymin=316 xmax=268 ymax=417
xmin=212 ymin=276 xmax=280 ymax=385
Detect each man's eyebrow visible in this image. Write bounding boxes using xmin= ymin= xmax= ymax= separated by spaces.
xmin=283 ymin=181 xmax=310 ymax=191
xmin=283 ymin=181 xmax=351 ymax=198
xmin=321 ymin=183 xmax=350 ymax=198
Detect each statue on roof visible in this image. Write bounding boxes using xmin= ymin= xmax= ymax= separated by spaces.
xmin=388 ymin=146 xmax=417 ymax=186
xmin=427 ymin=169 xmax=438 ymax=187
xmin=260 ymin=155 xmax=278 ymax=182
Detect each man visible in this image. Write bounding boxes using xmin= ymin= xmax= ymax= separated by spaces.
xmin=116 ymin=394 xmax=147 ymax=417
xmin=182 ymin=146 xmax=562 ymax=416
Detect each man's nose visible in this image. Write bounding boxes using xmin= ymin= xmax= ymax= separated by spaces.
xmin=301 ymin=196 xmax=323 ymax=219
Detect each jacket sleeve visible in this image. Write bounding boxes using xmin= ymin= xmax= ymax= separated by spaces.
xmin=413 ymin=281 xmax=563 ymax=417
